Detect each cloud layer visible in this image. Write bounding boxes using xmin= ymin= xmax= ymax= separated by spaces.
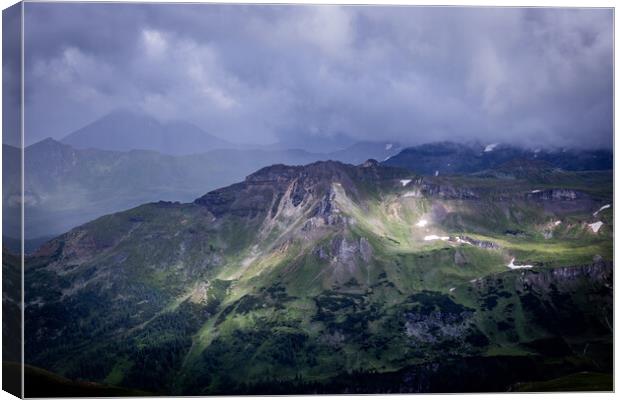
xmin=19 ymin=4 xmax=613 ymax=148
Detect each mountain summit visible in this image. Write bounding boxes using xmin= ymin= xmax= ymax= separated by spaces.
xmin=61 ymin=108 xmax=235 ymax=155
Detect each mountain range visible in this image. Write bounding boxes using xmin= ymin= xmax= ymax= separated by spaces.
xmin=383 ymin=141 xmax=613 ymax=175
xmin=3 ymin=137 xmax=401 ymax=246
xmin=5 ymin=133 xmax=612 ymax=249
xmin=21 ymin=156 xmax=613 ymax=394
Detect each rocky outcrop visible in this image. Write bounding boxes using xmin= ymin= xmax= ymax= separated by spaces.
xmin=460 ymin=236 xmax=500 ymax=249
xmin=518 ymin=259 xmax=612 ymax=288
xmin=405 ymin=310 xmax=473 ymax=345
xmin=526 ymin=189 xmax=585 ymax=201
xmin=359 ymin=237 xmax=373 ymax=262
xmin=414 ymin=179 xmax=479 ymax=200
xmin=195 ymin=160 xmax=408 ymax=220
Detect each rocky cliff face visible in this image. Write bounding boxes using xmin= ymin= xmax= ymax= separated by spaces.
xmin=519 ymin=259 xmax=612 ymax=288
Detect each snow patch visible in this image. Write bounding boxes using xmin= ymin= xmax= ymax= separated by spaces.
xmin=385 ymin=143 xmax=393 ymax=150
xmin=402 ymin=191 xmax=417 ymax=198
xmin=415 ymin=219 xmax=428 ymax=227
xmin=424 ymin=235 xmax=450 ymax=241
xmin=422 ymin=234 xmax=474 ymax=245
xmin=449 ymin=287 xmax=456 ymax=292
xmin=593 ymin=204 xmax=610 ymax=216
xmin=589 ymin=221 xmax=603 ymax=233
xmin=507 ymin=258 xmax=533 ymax=270
xmin=530 ymin=190 xmax=541 ymax=193
xmin=434 ymin=170 xmax=439 ymax=176
xmin=454 ymin=237 xmax=473 ymax=245
xmin=400 ymin=179 xmax=412 ymax=187
xmin=553 ymin=220 xmax=562 ymax=226
xmin=484 ymin=143 xmax=499 ymax=152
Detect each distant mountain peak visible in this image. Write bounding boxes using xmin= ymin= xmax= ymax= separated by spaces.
xmin=361 ymin=159 xmax=380 ymax=168
xmin=28 ymin=137 xmax=73 ymax=152
xmin=61 ymin=109 xmax=234 ymax=155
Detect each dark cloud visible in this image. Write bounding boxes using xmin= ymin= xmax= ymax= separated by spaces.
xmin=22 ymin=4 xmax=613 ymax=148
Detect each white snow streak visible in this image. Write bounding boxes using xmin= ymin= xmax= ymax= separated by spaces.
xmin=424 ymin=235 xmax=450 ymax=241
xmin=589 ymin=221 xmax=604 ymax=233
xmin=484 ymin=143 xmax=499 ymax=152
xmin=454 ymin=237 xmax=473 ymax=245
xmin=593 ymin=204 xmax=610 ymax=216
xmin=507 ymin=258 xmax=533 ymax=269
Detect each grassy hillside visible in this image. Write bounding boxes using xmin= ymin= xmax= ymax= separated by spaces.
xmin=23 ymin=161 xmax=612 ymax=394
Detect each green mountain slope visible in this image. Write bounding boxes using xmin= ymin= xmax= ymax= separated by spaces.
xmin=24 ymin=160 xmax=613 ymax=394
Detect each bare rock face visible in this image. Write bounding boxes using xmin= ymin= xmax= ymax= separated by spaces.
xmin=460 ymin=236 xmax=500 ymax=250
xmin=312 ymin=189 xmax=343 ymax=225
xmin=359 ymin=237 xmax=373 ymax=262
xmin=361 ymin=159 xmax=380 ymax=168
xmin=518 ymin=260 xmax=612 ymax=288
xmin=416 ymin=179 xmax=479 ymax=200
xmin=194 ymin=160 xmax=405 ymax=221
xmin=314 ymin=246 xmax=330 ymax=260
xmin=405 ymin=310 xmax=473 ymax=345
xmin=331 ymin=237 xmax=358 ymax=265
xmin=289 ymin=179 xmax=307 ymax=207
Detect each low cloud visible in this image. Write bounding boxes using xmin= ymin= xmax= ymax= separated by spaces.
xmin=20 ymin=4 xmax=613 ymax=149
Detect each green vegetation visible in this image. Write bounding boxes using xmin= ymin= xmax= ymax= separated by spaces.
xmin=512 ymin=372 xmax=612 ymax=392
xmin=23 ymin=162 xmax=613 ymax=394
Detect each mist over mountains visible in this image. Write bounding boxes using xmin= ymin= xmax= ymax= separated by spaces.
xmin=61 ymin=108 xmax=237 ymax=155
xmin=384 ymin=141 xmax=613 ymax=175
xmin=3 ymin=124 xmax=402 ymax=245
xmin=3 ymin=117 xmax=612 ymax=251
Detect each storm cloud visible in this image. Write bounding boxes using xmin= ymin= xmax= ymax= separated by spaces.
xmin=19 ymin=4 xmax=613 ymax=149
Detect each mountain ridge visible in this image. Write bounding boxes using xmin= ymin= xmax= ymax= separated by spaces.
xmin=23 ymin=156 xmax=612 ymax=394
xmin=6 ymin=138 xmax=402 ymax=243
xmin=61 ymin=108 xmax=236 ymax=155
xmin=383 ymin=141 xmax=613 ymax=175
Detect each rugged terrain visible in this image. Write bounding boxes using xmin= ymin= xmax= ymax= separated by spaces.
xmin=22 ymin=158 xmax=613 ymax=394
xmin=3 ymin=138 xmax=400 ymax=245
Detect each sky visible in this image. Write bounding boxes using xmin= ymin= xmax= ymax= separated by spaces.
xmin=10 ymin=4 xmax=614 ymax=148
